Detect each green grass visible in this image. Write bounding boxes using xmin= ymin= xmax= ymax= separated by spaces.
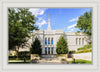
xmin=68 ymin=59 xmax=92 ymax=64
xmin=8 ymin=62 xmax=30 ymax=64
xmin=9 ymin=58 xmax=30 ymax=60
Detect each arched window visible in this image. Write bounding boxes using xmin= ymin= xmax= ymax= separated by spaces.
xmin=51 ymin=47 xmax=53 ymax=54
xmin=82 ymin=38 xmax=84 ymax=45
xmin=45 ymin=48 xmax=47 ymax=54
xmin=48 ymin=38 xmax=50 ymax=45
xmin=79 ymin=38 xmax=81 ymax=45
xmin=51 ymin=38 xmax=53 ymax=45
xmin=76 ymin=38 xmax=78 ymax=45
xmin=45 ymin=38 xmax=47 ymax=45
xmin=48 ymin=48 xmax=50 ymax=54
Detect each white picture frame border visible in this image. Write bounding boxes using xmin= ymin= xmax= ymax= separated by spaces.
xmin=0 ymin=0 xmax=99 ymax=72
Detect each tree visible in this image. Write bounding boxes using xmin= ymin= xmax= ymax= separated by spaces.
xmin=30 ymin=37 xmax=42 ymax=55
xmin=75 ymin=11 xmax=92 ymax=35
xmin=8 ymin=8 xmax=38 ymax=58
xmin=56 ymin=35 xmax=68 ymax=54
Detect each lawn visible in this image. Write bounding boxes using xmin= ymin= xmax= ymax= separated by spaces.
xmin=68 ymin=59 xmax=92 ymax=64
xmin=8 ymin=62 xmax=30 ymax=64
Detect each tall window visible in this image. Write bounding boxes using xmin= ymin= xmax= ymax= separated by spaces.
xmin=45 ymin=48 xmax=47 ymax=54
xmin=76 ymin=38 xmax=78 ymax=45
xmin=45 ymin=38 xmax=47 ymax=45
xmin=79 ymin=38 xmax=81 ymax=45
xmin=48 ymin=38 xmax=50 ymax=45
xmin=82 ymin=38 xmax=84 ymax=45
xmin=51 ymin=38 xmax=53 ymax=45
xmin=51 ymin=48 xmax=53 ymax=54
xmin=48 ymin=48 xmax=50 ymax=54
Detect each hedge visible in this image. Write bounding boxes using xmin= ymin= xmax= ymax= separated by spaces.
xmin=77 ymin=44 xmax=91 ymax=51
xmin=76 ymin=49 xmax=92 ymax=53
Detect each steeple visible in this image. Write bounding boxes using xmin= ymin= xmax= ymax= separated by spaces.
xmin=47 ymin=14 xmax=51 ymax=30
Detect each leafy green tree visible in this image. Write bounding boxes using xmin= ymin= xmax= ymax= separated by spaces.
xmin=30 ymin=37 xmax=42 ymax=55
xmin=75 ymin=11 xmax=92 ymax=35
xmin=56 ymin=35 xmax=68 ymax=54
xmin=8 ymin=8 xmax=38 ymax=58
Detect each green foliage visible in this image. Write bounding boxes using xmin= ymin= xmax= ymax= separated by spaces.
xmin=68 ymin=59 xmax=92 ymax=64
xmin=61 ymin=58 xmax=66 ymax=61
xmin=9 ymin=58 xmax=30 ymax=60
xmin=30 ymin=37 xmax=42 ymax=55
xmin=18 ymin=51 xmax=30 ymax=57
xmin=76 ymin=11 xmax=92 ymax=35
xmin=56 ymin=35 xmax=68 ymax=54
xmin=76 ymin=49 xmax=92 ymax=53
xmin=77 ymin=44 xmax=91 ymax=51
xmin=69 ymin=50 xmax=76 ymax=54
xmin=8 ymin=8 xmax=38 ymax=50
xmin=9 ymin=53 xmax=12 ymax=56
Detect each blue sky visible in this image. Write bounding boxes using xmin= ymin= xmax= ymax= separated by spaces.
xmin=29 ymin=8 xmax=91 ymax=32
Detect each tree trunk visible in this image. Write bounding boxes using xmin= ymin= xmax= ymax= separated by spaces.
xmin=16 ymin=46 xmax=19 ymax=59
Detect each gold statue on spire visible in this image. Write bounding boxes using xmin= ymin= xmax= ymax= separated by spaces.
xmin=49 ymin=14 xmax=50 ymax=18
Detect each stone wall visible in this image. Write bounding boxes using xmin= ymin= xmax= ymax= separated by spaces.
xmin=73 ymin=53 xmax=92 ymax=61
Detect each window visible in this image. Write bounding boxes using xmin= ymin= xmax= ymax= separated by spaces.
xmin=76 ymin=38 xmax=78 ymax=45
xmin=51 ymin=38 xmax=53 ymax=45
xmin=45 ymin=48 xmax=47 ymax=54
xmin=79 ymin=38 xmax=81 ymax=45
xmin=51 ymin=48 xmax=53 ymax=54
xmin=82 ymin=38 xmax=84 ymax=45
xmin=48 ymin=48 xmax=50 ymax=54
xmin=48 ymin=38 xmax=50 ymax=45
xmin=45 ymin=38 xmax=47 ymax=45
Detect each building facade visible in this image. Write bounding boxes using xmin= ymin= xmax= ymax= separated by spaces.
xmin=31 ymin=15 xmax=89 ymax=55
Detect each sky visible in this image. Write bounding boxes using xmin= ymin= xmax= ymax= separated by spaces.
xmin=29 ymin=8 xmax=91 ymax=32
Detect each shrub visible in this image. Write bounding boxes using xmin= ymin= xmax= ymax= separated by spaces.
xmin=61 ymin=58 xmax=66 ymax=61
xmin=18 ymin=51 xmax=30 ymax=57
xmin=77 ymin=44 xmax=91 ymax=51
xmin=76 ymin=49 xmax=92 ymax=53
xmin=69 ymin=50 xmax=76 ymax=54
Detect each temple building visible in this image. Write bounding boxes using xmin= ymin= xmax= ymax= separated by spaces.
xmin=18 ymin=14 xmax=90 ymax=55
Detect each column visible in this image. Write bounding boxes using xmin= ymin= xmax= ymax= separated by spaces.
xmin=47 ymin=47 xmax=48 ymax=54
xmin=50 ymin=38 xmax=51 ymax=45
xmin=47 ymin=37 xmax=48 ymax=45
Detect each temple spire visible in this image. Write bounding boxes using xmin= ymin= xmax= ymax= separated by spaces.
xmin=47 ymin=14 xmax=51 ymax=30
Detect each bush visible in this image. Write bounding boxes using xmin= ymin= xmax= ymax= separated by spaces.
xmin=61 ymin=58 xmax=66 ymax=61
xmin=9 ymin=56 xmax=30 ymax=60
xmin=69 ymin=50 xmax=76 ymax=54
xmin=76 ymin=49 xmax=92 ymax=53
xmin=18 ymin=51 xmax=30 ymax=57
xmin=77 ymin=44 xmax=91 ymax=51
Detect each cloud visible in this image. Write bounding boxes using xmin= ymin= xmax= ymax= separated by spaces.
xmin=29 ymin=8 xmax=46 ymax=17
xmin=69 ymin=17 xmax=78 ymax=22
xmin=29 ymin=8 xmax=47 ymax=28
xmin=36 ymin=19 xmax=47 ymax=28
xmin=67 ymin=23 xmax=77 ymax=30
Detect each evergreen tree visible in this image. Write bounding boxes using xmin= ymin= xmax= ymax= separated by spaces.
xmin=56 ymin=35 xmax=68 ymax=54
xmin=30 ymin=37 xmax=42 ymax=55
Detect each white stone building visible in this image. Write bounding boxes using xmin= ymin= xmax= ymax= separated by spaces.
xmin=18 ymin=14 xmax=90 ymax=55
